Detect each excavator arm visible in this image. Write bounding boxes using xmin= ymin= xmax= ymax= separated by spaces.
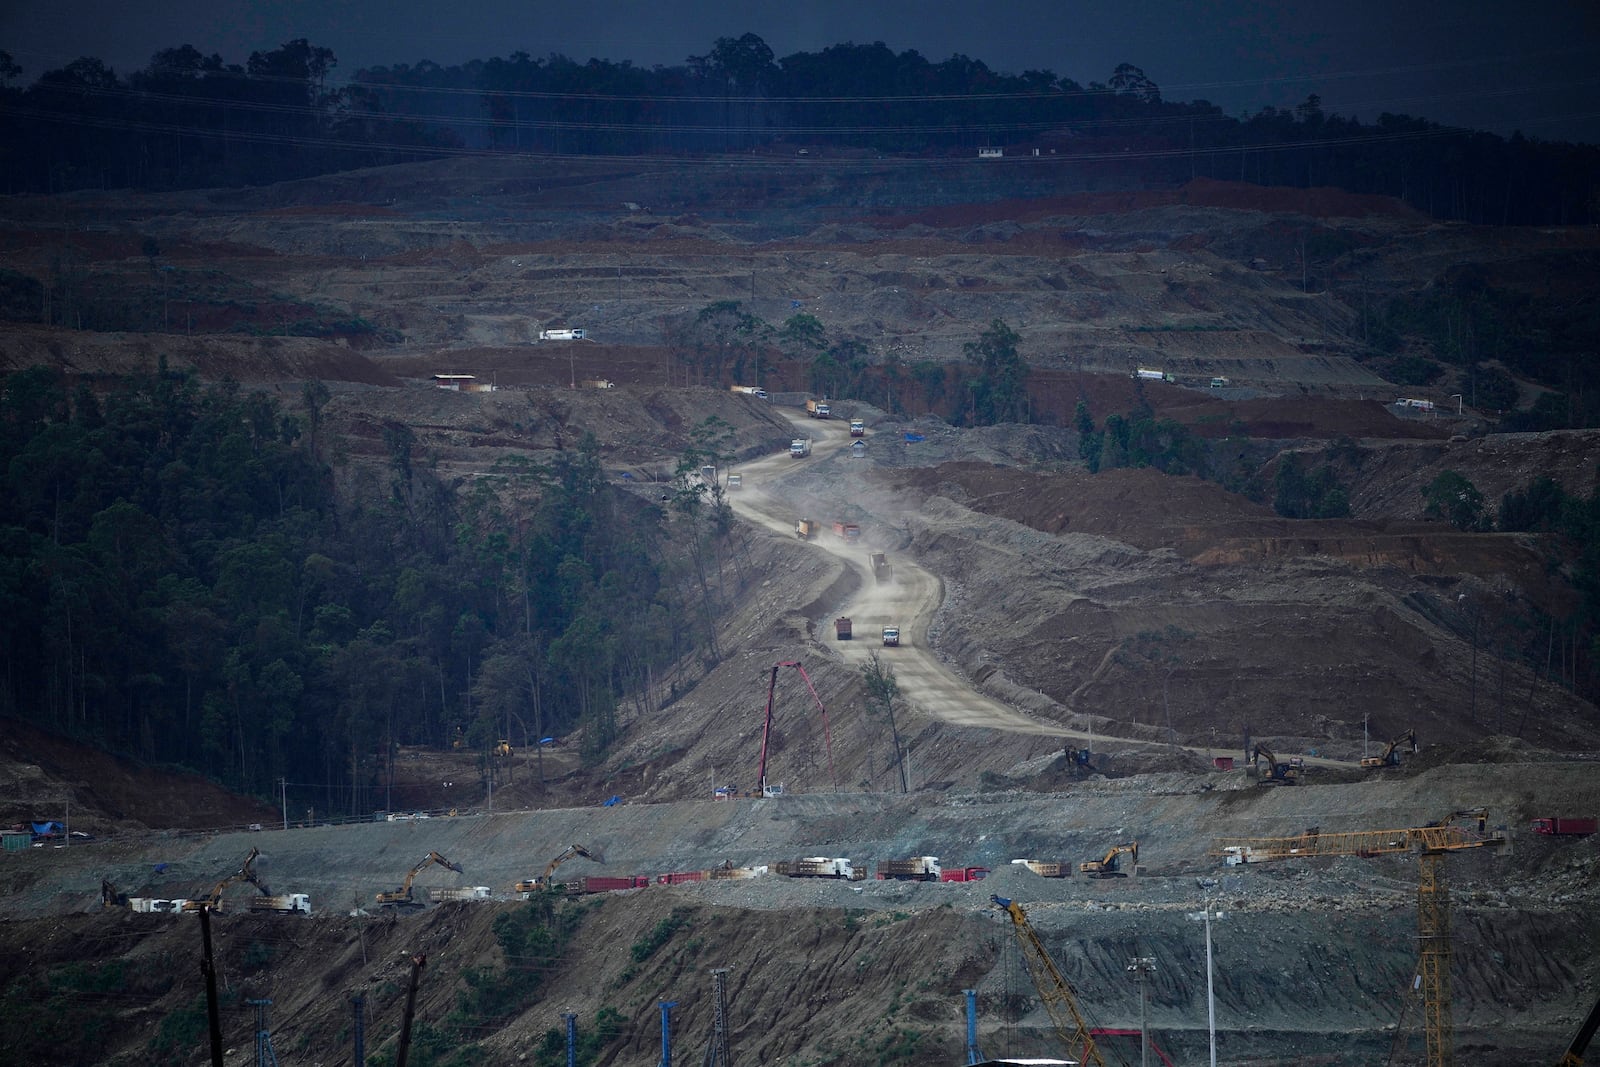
xmin=379 ymin=851 xmax=464 ymax=905
xmin=182 ymin=847 xmax=263 ymax=912
xmin=516 ymin=844 xmax=600 ymax=893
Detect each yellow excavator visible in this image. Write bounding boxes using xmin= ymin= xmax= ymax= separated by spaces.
xmin=180 ymin=847 xmax=269 ymax=912
xmin=1360 ymin=728 xmax=1417 ymax=769
xmin=1251 ymin=743 xmax=1301 ymax=785
xmin=377 ymin=851 xmax=464 ymax=908
xmin=515 ymin=843 xmax=599 ymax=893
xmin=1078 ymin=842 xmax=1139 ymax=879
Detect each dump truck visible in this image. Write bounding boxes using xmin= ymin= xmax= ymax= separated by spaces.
xmin=730 ymin=385 xmax=768 ymax=399
xmin=1133 ymin=368 xmax=1173 ymax=382
xmin=539 ymin=328 xmax=587 ymax=341
xmin=248 ymin=894 xmax=312 ymax=915
xmin=940 ymin=867 xmax=991 ymax=883
xmin=881 ymin=626 xmax=900 ymax=647
xmin=727 ymin=473 xmax=742 ymax=490
xmin=578 ymin=379 xmax=614 ymax=389
xmin=849 ymin=419 xmax=865 ymax=437
xmin=564 ymin=876 xmax=650 ymax=893
xmin=430 ymin=886 xmax=493 ymax=903
xmin=832 ymin=521 xmax=860 ymax=541
xmin=1532 ymin=816 xmax=1598 ymax=835
xmin=869 ymin=552 xmax=891 ymax=583
xmin=774 ymin=857 xmax=863 ymax=880
xmin=655 ymin=870 xmax=706 ymax=885
xmin=834 ymin=617 xmax=853 ymax=640
xmin=790 ymin=437 xmax=812 ymax=457
xmin=795 ymin=518 xmax=819 ymax=540
xmin=1011 ymin=859 xmax=1072 ymax=878
xmin=806 ymin=398 xmax=832 ymax=418
xmin=876 ymin=857 xmax=942 ymax=881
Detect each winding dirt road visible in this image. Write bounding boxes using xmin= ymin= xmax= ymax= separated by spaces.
xmin=727 ymin=412 xmax=1357 ymax=770
xmin=728 ymin=415 xmax=1070 ymax=736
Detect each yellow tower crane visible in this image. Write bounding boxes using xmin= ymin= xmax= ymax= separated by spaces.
xmin=1213 ymin=808 xmax=1505 ymax=1067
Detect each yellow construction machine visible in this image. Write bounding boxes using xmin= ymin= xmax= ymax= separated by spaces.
xmin=1079 ymin=842 xmax=1139 ymax=879
xmin=377 ymin=851 xmax=464 ymax=908
xmin=181 ymin=847 xmax=269 ymax=912
xmin=1361 ymin=729 xmax=1417 ymax=769
xmin=515 ymin=843 xmax=599 ymax=894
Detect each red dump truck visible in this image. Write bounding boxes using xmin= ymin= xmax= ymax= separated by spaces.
xmin=655 ymin=870 xmax=705 ymax=885
xmin=939 ymin=867 xmax=990 ymax=883
xmin=563 ymin=876 xmax=650 ymax=894
xmin=1011 ymin=859 xmax=1072 ymax=878
xmin=1531 ymin=816 xmax=1598 ymax=835
xmin=835 ymin=617 xmax=853 ymax=640
xmin=832 ymin=521 xmax=860 ymax=541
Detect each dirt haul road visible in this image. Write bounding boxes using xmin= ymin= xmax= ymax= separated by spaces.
xmin=734 ymin=416 xmax=1074 ymax=736
xmin=730 ymin=413 xmax=1362 ymax=768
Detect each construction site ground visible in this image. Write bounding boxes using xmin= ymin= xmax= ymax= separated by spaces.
xmin=1 ymin=155 xmax=1598 ymax=1066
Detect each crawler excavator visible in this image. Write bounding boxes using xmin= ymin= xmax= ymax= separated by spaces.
xmin=1250 ymin=743 xmax=1301 ymax=785
xmin=377 ymin=851 xmax=464 ymax=908
xmin=1361 ymin=728 xmax=1417 ymax=769
xmin=1079 ymin=842 xmax=1139 ymax=879
xmin=515 ymin=843 xmax=599 ymax=894
xmin=181 ymin=847 xmax=269 ymax=912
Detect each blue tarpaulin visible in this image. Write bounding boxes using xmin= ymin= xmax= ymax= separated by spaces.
xmin=903 ymin=433 xmax=926 ymax=443
xmin=30 ymin=821 xmax=60 ymax=836
xmin=602 ymin=795 xmax=622 ymax=807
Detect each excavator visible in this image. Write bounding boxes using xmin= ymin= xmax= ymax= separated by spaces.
xmin=1361 ymin=728 xmax=1417 ymax=769
xmin=1251 ymin=743 xmax=1301 ymax=785
xmin=100 ymin=879 xmax=129 ymax=908
xmin=515 ymin=843 xmax=600 ymax=893
xmin=181 ymin=846 xmax=270 ymax=912
xmin=1557 ymin=991 xmax=1600 ymax=1065
xmin=1079 ymin=842 xmax=1139 ymax=879
xmin=377 ymin=851 xmax=464 ymax=908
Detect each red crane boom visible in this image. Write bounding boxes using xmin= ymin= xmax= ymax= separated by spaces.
xmin=756 ymin=661 xmax=836 ymax=796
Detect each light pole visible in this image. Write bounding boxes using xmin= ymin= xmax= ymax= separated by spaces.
xmin=1126 ymin=955 xmax=1156 ymax=1067
xmin=1189 ymin=879 xmax=1226 ymax=1067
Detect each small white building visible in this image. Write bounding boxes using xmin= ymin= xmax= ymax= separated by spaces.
xmin=432 ymin=374 xmax=494 ymax=393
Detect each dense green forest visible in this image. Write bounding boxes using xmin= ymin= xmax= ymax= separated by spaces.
xmin=0 ymin=366 xmax=711 ymax=813
xmin=1 ymin=34 xmax=1595 ymax=225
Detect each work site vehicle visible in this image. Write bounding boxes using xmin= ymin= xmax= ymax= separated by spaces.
xmin=834 ymin=617 xmax=853 ymax=640
xmin=1360 ymin=729 xmax=1416 ymax=769
xmin=1080 ymin=842 xmax=1139 ymax=879
xmin=1011 ymin=859 xmax=1071 ymax=878
xmin=869 ymin=553 xmax=891 ymax=583
xmin=832 ymin=521 xmax=860 ymax=541
xmin=566 ymin=875 xmax=649 ymax=894
xmin=876 ymin=857 xmax=942 ymax=881
xmin=849 ymin=419 xmax=865 ymax=437
xmin=727 ymin=473 xmax=742 ymax=490
xmin=1251 ymin=744 xmax=1301 ymax=785
xmin=790 ymin=437 xmax=811 ymax=457
xmin=516 ymin=843 xmax=599 ymax=894
xmin=429 ymin=886 xmax=493 ymax=903
xmin=795 ymin=518 xmax=819 ymax=540
xmin=940 ymin=867 xmax=990 ymax=883
xmin=181 ymin=846 xmax=271 ymax=913
xmin=377 ymin=851 xmax=464 ymax=908
xmin=730 ymin=385 xmax=768 ymax=399
xmin=773 ymin=857 xmax=863 ymax=880
xmin=882 ymin=626 xmax=900 ymax=647
xmin=1532 ymin=816 xmax=1598 ymax=835
xmin=805 ymin=398 xmax=831 ymax=418
xmin=248 ymin=893 xmax=312 ymax=915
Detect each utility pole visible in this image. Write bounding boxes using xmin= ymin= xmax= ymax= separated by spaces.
xmin=279 ymin=778 xmax=288 ymax=831
xmin=1189 ymin=879 xmax=1226 ymax=1067
xmin=396 ymin=955 xmax=426 ymax=1067
xmin=1126 ymin=956 xmax=1156 ymax=1067
xmin=198 ymin=908 xmax=225 ymax=1067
